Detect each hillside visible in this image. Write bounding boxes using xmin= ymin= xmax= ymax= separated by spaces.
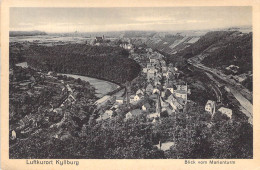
xmin=201 ymin=32 xmax=252 ymax=73
xmin=10 ymin=43 xmax=141 ymax=84
xmin=168 ymin=31 xmax=252 ymax=73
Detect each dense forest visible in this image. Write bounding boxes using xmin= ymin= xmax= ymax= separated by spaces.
xmin=10 ymin=103 xmax=252 ymax=159
xmin=11 ymin=44 xmax=141 ymax=84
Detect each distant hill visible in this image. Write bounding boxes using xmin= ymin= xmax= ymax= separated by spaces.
xmin=10 ymin=31 xmax=47 ymax=37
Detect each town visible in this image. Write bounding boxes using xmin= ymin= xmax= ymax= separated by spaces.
xmin=9 ymin=29 xmax=253 ymax=159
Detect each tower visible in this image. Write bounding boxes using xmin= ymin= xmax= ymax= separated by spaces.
xmin=156 ymin=93 xmax=162 ymax=114
xmin=124 ymin=81 xmax=131 ymax=108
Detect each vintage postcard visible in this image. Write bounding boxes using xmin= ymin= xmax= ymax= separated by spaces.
xmin=1 ymin=0 xmax=260 ymax=169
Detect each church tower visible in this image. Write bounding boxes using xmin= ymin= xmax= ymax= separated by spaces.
xmin=156 ymin=93 xmax=162 ymax=114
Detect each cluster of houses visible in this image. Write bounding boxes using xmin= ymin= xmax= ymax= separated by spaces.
xmin=95 ymin=50 xmax=191 ymax=123
xmin=143 ymin=52 xmax=179 ymax=87
xmin=120 ymin=82 xmax=190 ymax=123
xmin=93 ymin=48 xmax=236 ymax=124
xmin=120 ymin=43 xmax=133 ymax=50
xmin=10 ymin=67 xmax=80 ymax=140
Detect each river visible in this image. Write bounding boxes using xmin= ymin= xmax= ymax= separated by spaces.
xmin=59 ymin=74 xmax=119 ymax=98
xmin=14 ymin=62 xmax=121 ymax=98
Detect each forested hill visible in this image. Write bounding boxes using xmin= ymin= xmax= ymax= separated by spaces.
xmin=15 ymin=44 xmax=141 ymax=84
xmin=201 ymin=32 xmax=252 ymax=73
xmin=168 ymin=31 xmax=252 ymax=73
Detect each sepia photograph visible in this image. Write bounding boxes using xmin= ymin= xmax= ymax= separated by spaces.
xmin=8 ymin=7 xmax=253 ymax=159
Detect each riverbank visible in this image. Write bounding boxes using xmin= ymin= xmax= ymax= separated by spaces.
xmin=59 ymin=73 xmax=120 ymax=98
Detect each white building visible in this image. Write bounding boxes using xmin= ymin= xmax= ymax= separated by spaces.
xmin=11 ymin=130 xmax=16 ymax=140
xmin=174 ymin=90 xmax=187 ymax=101
xmin=134 ymin=94 xmax=143 ymax=102
xmin=218 ymin=107 xmax=232 ymax=119
xmin=205 ymin=100 xmax=216 ymax=115
xmin=142 ymin=103 xmax=151 ymax=111
xmin=116 ymin=96 xmax=124 ymax=104
xmin=143 ymin=68 xmax=148 ymax=73
xmin=147 ymin=113 xmax=160 ymax=119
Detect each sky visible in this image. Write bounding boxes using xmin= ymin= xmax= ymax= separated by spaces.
xmin=10 ymin=7 xmax=252 ymax=33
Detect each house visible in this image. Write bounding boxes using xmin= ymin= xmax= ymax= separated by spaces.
xmin=163 ymin=72 xmax=169 ymax=78
xmin=156 ymin=73 xmax=163 ymax=79
xmin=97 ymin=110 xmax=113 ymax=121
xmin=153 ymin=88 xmax=160 ymax=94
xmin=166 ymin=88 xmax=174 ymax=94
xmin=146 ymin=84 xmax=154 ymax=94
xmin=162 ymin=106 xmax=175 ymax=115
xmin=116 ymin=96 xmax=124 ymax=104
xmin=205 ymin=100 xmax=216 ymax=115
xmin=95 ymin=36 xmax=104 ymax=43
xmin=147 ymin=113 xmax=160 ymax=119
xmin=154 ymin=141 xmax=174 ymax=151
xmin=147 ymin=69 xmax=156 ymax=80
xmin=143 ymin=68 xmax=148 ymax=73
xmin=125 ymin=109 xmax=142 ymax=120
xmin=9 ymin=69 xmax=14 ymax=76
xmin=134 ymin=93 xmax=143 ymax=102
xmin=147 ymin=72 xmax=155 ymax=81
xmin=166 ymin=94 xmax=176 ymax=103
xmin=162 ymin=66 xmax=168 ymax=72
xmin=226 ymin=65 xmax=239 ymax=73
xmin=15 ymin=62 xmax=28 ymax=68
xmin=147 ymin=63 xmax=153 ymax=68
xmin=66 ymin=84 xmax=73 ymax=93
xmin=11 ymin=130 xmax=16 ymax=140
xmin=174 ymin=90 xmax=187 ymax=102
xmin=160 ymin=97 xmax=169 ymax=108
xmin=152 ymin=118 xmax=158 ymax=123
xmin=150 ymin=58 xmax=157 ymax=63
xmin=161 ymin=91 xmax=165 ymax=98
xmin=130 ymin=95 xmax=135 ymax=103
xmin=176 ymin=84 xmax=188 ymax=91
xmin=218 ymin=107 xmax=232 ymax=119
xmin=142 ymin=103 xmax=151 ymax=111
xmin=136 ymin=89 xmax=144 ymax=96
xmin=67 ymin=94 xmax=76 ymax=103
xmin=95 ymin=95 xmax=111 ymax=106
xmin=169 ymin=100 xmax=183 ymax=111
xmin=120 ymin=43 xmax=133 ymax=50
xmin=53 ymin=108 xmax=63 ymax=114
xmin=154 ymin=78 xmax=161 ymax=86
